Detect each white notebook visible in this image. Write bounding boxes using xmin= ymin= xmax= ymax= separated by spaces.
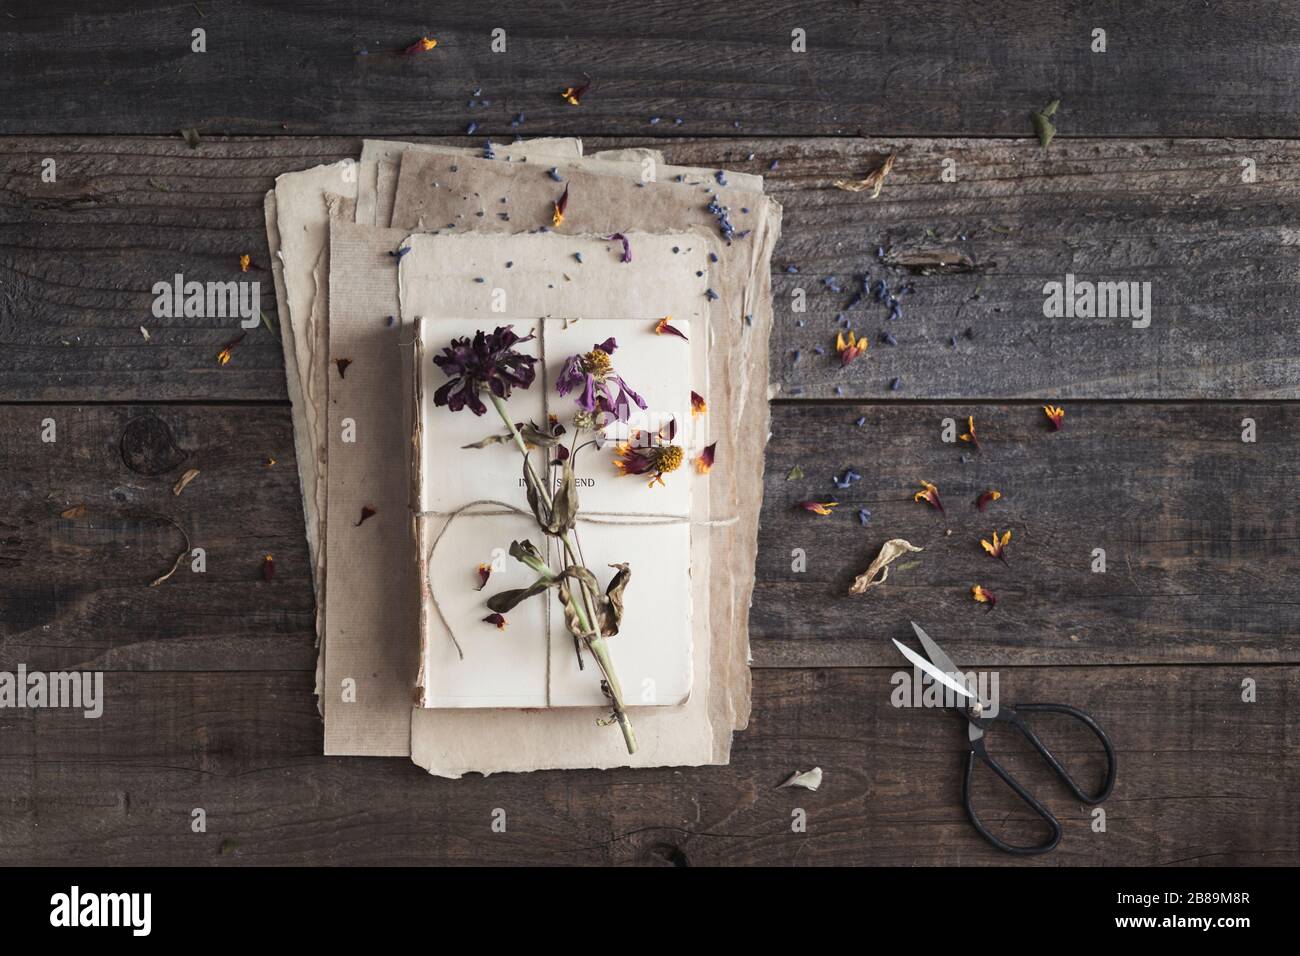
xmin=415 ymin=317 xmax=701 ymax=709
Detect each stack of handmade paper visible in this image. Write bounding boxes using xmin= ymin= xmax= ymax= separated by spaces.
xmin=264 ymin=138 xmax=781 ymax=776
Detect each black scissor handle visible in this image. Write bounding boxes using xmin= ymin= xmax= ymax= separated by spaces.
xmin=963 ymin=738 xmax=1063 ymax=855
xmin=1004 ymin=702 xmax=1118 ymax=805
xmin=962 ymin=702 xmax=1118 ymax=855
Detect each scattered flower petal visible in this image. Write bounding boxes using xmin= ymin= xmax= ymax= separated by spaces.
xmin=799 ymin=500 xmax=838 ymax=516
xmin=972 ymin=584 xmax=998 ymax=608
xmin=1043 ymin=404 xmax=1065 ymax=430
xmin=604 ymin=232 xmax=632 ymax=263
xmin=335 ymin=358 xmax=353 ymax=379
xmin=401 ymin=36 xmax=438 ymax=56
xmin=560 ymin=74 xmax=591 ymax=106
xmin=690 ymin=391 xmax=708 ymax=417
xmin=836 ymin=330 xmax=866 ymax=365
xmin=959 ymin=416 xmax=980 ymax=449
xmin=476 ymin=564 xmax=493 ymax=591
xmin=262 ymin=554 xmax=275 ymax=581
xmin=655 ymin=317 xmax=688 ymax=340
xmin=975 ymin=490 xmax=1002 ymax=511
xmin=914 ymin=480 xmax=944 ymax=514
xmin=483 ymin=612 xmax=508 ymax=629
xmin=981 ymin=529 xmax=1012 ymax=562
xmin=551 ymin=185 xmax=569 ymax=227
xmin=355 ymin=505 xmax=377 ymax=526
xmin=695 ymin=442 xmax=716 ymax=474
xmin=778 ymin=767 xmax=822 ymax=791
xmin=216 ymin=332 xmax=246 ymax=367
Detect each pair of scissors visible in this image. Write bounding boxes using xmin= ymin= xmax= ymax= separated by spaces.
xmin=893 ymin=622 xmax=1118 ymax=855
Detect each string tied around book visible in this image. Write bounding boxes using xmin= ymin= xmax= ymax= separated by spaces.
xmin=418 ymin=498 xmax=738 ymax=693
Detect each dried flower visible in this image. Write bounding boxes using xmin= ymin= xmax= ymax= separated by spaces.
xmin=604 ymin=233 xmax=632 ymax=263
xmin=476 ymin=564 xmax=493 ymax=591
xmin=914 ymin=480 xmax=944 ymax=514
xmin=551 ymin=185 xmax=569 ymax=227
xmin=690 ymin=391 xmax=708 ymax=417
xmin=614 ymin=442 xmax=684 ymax=488
xmin=836 ymin=330 xmax=866 ymax=365
xmin=216 ymin=332 xmax=246 ymax=366
xmin=832 ymin=152 xmax=896 ymax=197
xmin=401 ymin=37 xmax=438 ymax=56
xmin=799 ymin=500 xmax=838 ymax=516
xmin=556 ymin=338 xmax=647 ymax=423
xmin=786 ymin=464 xmax=805 ymax=480
xmin=560 ymin=74 xmax=591 ymax=105
xmin=849 ymin=539 xmax=922 ymax=594
xmin=972 ymin=584 xmax=997 ymax=608
xmin=482 ymin=612 xmax=508 ymax=629
xmin=959 ymin=416 xmax=980 ymax=449
xmin=432 ymin=325 xmax=538 ymax=416
xmin=981 ymin=529 xmax=1011 ymax=562
xmin=654 ymin=317 xmax=688 ymax=340
xmin=1043 ymin=405 xmax=1065 ymax=430
xmin=695 ymin=442 xmax=716 ymax=474
xmin=975 ymin=489 xmax=1002 ymax=511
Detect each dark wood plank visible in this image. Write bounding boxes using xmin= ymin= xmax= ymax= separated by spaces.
xmin=5 ymin=137 xmax=1300 ymax=400
xmin=0 ymin=666 xmax=1291 ymax=865
xmin=752 ymin=402 xmax=1300 ymax=668
xmin=8 ymin=401 xmax=1297 ymax=672
xmin=3 ymin=2 xmax=1300 ymax=137
xmin=0 ymin=404 xmax=315 ymax=672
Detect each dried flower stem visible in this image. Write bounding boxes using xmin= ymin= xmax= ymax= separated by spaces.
xmin=489 ymin=393 xmax=638 ymax=754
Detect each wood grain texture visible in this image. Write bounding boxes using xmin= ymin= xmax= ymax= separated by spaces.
xmin=752 ymin=402 xmax=1300 ymax=668
xmin=7 ymin=403 xmax=1297 ymax=673
xmin=4 ymin=136 xmax=1300 ymax=401
xmin=0 ymin=405 xmax=315 ymax=672
xmin=0 ymin=666 xmax=1290 ymax=866
xmin=3 ymin=2 xmax=1300 ymax=138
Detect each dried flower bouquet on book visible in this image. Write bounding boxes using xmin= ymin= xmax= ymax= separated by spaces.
xmin=412 ymin=314 xmax=710 ymax=753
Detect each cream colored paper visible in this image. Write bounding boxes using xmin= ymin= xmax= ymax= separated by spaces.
xmin=414 ymin=315 xmax=698 ymax=710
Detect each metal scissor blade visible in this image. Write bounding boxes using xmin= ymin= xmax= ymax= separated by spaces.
xmin=911 ymin=621 xmax=963 ymax=676
xmin=892 ymin=639 xmax=977 ymax=702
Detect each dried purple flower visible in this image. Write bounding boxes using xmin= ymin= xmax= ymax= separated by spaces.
xmin=555 ymin=338 xmax=647 ymax=423
xmin=432 ymin=325 xmax=538 ymax=416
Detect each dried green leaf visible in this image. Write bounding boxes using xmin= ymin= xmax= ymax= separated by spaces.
xmin=600 ymin=563 xmax=631 ymax=637
xmin=1030 ymin=100 xmax=1059 ymax=149
xmin=462 ymin=432 xmax=514 ymax=449
xmin=508 ymin=538 xmax=550 ymax=576
xmin=786 ymin=464 xmax=805 ymax=481
xmin=486 ymin=578 xmax=553 ymax=613
xmin=548 ymin=456 xmax=578 ymax=535
xmin=180 ymin=127 xmax=201 ymax=149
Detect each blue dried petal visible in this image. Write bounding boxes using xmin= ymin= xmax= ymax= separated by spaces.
xmin=649 ymin=116 xmax=661 ymax=124
xmin=890 ymin=377 xmax=902 ymax=391
xmin=715 ymin=170 xmax=728 ymax=186
xmin=855 ymin=416 xmax=866 ymax=427
xmin=466 ymin=121 xmax=479 ymax=135
xmin=880 ymin=331 xmax=898 ymax=346
xmin=858 ymin=508 xmax=872 ymax=526
xmin=548 ymin=167 xmax=563 ymax=182
xmin=573 ymin=252 xmax=583 ymax=263
xmin=705 ymin=288 xmax=719 ymax=301
xmin=769 ymin=159 xmax=779 ymax=171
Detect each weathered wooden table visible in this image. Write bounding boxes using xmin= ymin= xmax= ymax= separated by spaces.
xmin=2 ymin=3 xmax=1297 ymax=865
